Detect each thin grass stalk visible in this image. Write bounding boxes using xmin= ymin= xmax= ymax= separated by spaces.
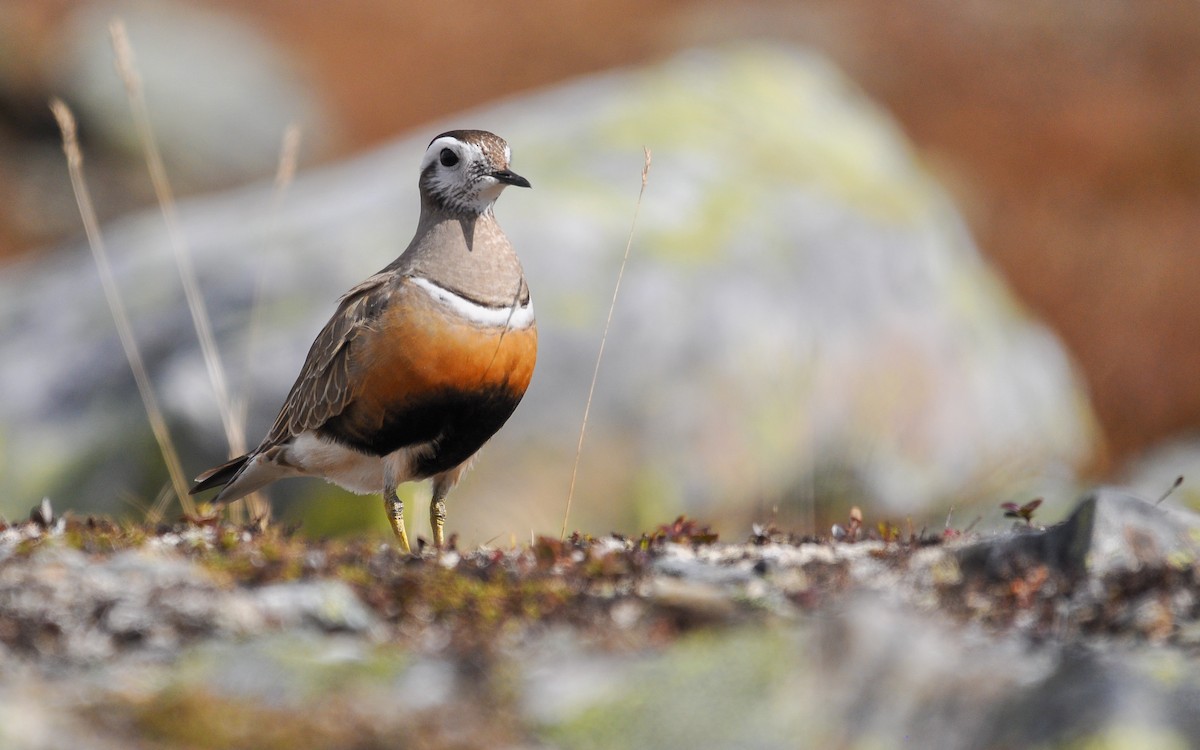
xmin=146 ymin=482 xmax=174 ymax=526
xmin=561 ymin=148 xmax=652 ymax=540
xmin=49 ymin=99 xmax=195 ymax=517
xmin=236 ymin=123 xmax=303 ymax=525
xmin=108 ymin=19 xmax=249 ymax=511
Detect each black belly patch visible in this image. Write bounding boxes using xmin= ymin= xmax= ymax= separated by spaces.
xmin=318 ymin=386 xmax=525 ymax=477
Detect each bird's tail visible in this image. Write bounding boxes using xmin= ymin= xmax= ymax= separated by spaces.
xmin=191 ymin=452 xmax=291 ymax=505
xmin=190 ymin=454 xmax=249 ymax=495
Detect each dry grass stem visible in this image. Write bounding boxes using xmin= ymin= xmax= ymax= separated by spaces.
xmin=146 ymin=482 xmax=175 ymax=526
xmin=273 ymin=124 xmax=303 ymax=195
xmin=49 ymin=99 xmax=195 ymax=517
xmin=236 ymin=123 xmax=304 ymax=524
xmin=109 ymin=18 xmax=252 ymax=521
xmin=561 ymin=147 xmax=652 ymax=540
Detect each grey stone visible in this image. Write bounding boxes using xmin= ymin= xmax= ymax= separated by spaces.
xmin=972 ymin=646 xmax=1200 ymax=749
xmin=0 ymin=544 xmax=237 ymax=663
xmin=0 ymin=537 xmax=383 ymax=664
xmin=253 ymin=579 xmax=380 ymax=634
xmin=537 ymin=595 xmax=1200 ymax=749
xmin=53 ymin=0 xmax=328 ymax=188
xmin=957 ymin=488 xmax=1200 ymax=580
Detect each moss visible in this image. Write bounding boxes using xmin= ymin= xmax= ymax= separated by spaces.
xmin=60 ymin=514 xmax=138 ymax=554
xmin=12 ymin=536 xmax=42 ymax=557
xmin=543 ymin=626 xmax=809 ymax=748
xmin=391 ymin=564 xmax=574 ymax=636
xmin=116 ymin=685 xmax=408 ymax=750
xmin=1059 ymin=726 xmax=1191 ymax=750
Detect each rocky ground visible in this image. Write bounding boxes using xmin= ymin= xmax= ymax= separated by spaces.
xmin=2 ymin=488 xmax=1199 ymax=749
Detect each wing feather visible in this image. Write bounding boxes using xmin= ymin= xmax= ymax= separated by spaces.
xmin=263 ymin=274 xmax=395 ymax=445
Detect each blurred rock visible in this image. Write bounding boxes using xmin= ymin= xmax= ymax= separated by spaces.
xmin=0 ymin=44 xmax=1095 ymax=539
xmin=0 ymin=0 xmax=328 ymax=256
xmin=53 ymin=1 xmax=328 ymax=185
xmin=957 ymin=487 xmax=1200 ymax=581
xmin=0 ymin=543 xmax=252 ymax=664
xmin=0 ymin=536 xmax=377 ymax=666
xmin=0 ymin=0 xmax=685 ymax=262
xmin=786 ymin=1 xmax=1200 ymax=466
xmin=4 ymin=0 xmax=1200 ymax=476
xmin=538 ymin=596 xmax=1200 ymax=749
xmin=975 ymin=646 xmax=1200 ymax=750
xmin=254 ymin=579 xmax=380 ymax=634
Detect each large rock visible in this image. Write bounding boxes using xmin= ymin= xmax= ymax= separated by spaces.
xmin=957 ymin=487 xmax=1200 ymax=580
xmin=0 ymin=0 xmax=329 ymax=256
xmin=534 ymin=596 xmax=1200 ymax=749
xmin=0 ymin=44 xmax=1095 ymax=539
xmin=0 ymin=531 xmax=378 ymax=666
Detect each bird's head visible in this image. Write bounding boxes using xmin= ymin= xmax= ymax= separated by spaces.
xmin=419 ymin=129 xmax=530 ymax=215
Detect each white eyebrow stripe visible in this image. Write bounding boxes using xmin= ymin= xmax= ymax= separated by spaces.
xmin=409 ymin=276 xmax=535 ymax=329
xmin=420 ymin=136 xmax=478 ymax=172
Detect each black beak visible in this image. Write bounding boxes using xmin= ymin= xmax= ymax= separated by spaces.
xmin=492 ymin=169 xmax=531 ymax=188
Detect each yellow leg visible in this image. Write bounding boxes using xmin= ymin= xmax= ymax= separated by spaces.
xmin=384 ymin=486 xmax=412 ymax=554
xmin=430 ymin=495 xmax=447 ymax=549
xmin=430 ymin=464 xmax=468 ymax=551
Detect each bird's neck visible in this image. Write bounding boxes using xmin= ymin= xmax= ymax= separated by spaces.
xmin=393 ymin=206 xmax=528 ymax=308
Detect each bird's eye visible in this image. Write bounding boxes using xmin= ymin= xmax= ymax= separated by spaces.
xmin=439 ymin=148 xmax=459 ymax=167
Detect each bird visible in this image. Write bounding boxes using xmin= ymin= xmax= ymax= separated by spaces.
xmin=190 ymin=129 xmax=536 ymax=553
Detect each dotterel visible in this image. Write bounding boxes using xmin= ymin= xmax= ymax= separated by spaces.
xmin=191 ymin=129 xmax=536 ymax=553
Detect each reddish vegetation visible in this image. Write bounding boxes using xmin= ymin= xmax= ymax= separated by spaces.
xmin=2 ymin=0 xmax=1198 ymax=467
xmin=204 ymin=0 xmax=691 ymax=149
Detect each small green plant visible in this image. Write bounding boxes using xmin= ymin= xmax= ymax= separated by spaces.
xmin=1001 ymin=498 xmax=1042 ymax=526
xmin=876 ymin=520 xmax=901 ymax=543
